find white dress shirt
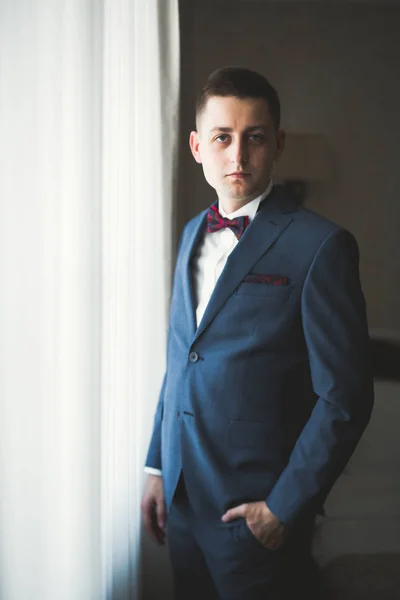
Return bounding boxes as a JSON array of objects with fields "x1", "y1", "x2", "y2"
[
  {"x1": 193, "y1": 180, "x2": 274, "y2": 328},
  {"x1": 145, "y1": 180, "x2": 274, "y2": 476}
]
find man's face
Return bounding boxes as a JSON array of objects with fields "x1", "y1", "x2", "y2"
[{"x1": 190, "y1": 95, "x2": 284, "y2": 210}]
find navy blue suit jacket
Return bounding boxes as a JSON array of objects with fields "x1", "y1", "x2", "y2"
[{"x1": 146, "y1": 185, "x2": 374, "y2": 525}]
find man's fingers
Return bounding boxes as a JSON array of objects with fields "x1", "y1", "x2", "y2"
[
  {"x1": 151, "y1": 509, "x2": 166, "y2": 545},
  {"x1": 221, "y1": 503, "x2": 247, "y2": 522},
  {"x1": 147, "y1": 514, "x2": 165, "y2": 545},
  {"x1": 156, "y1": 499, "x2": 166, "y2": 530},
  {"x1": 142, "y1": 500, "x2": 164, "y2": 545},
  {"x1": 143, "y1": 509, "x2": 159, "y2": 543},
  {"x1": 142, "y1": 503, "x2": 157, "y2": 540},
  {"x1": 141, "y1": 476, "x2": 166, "y2": 545},
  {"x1": 261, "y1": 523, "x2": 286, "y2": 549}
]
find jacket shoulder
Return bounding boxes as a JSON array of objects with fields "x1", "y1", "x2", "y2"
[
  {"x1": 291, "y1": 206, "x2": 358, "y2": 249},
  {"x1": 295, "y1": 206, "x2": 343, "y2": 234}
]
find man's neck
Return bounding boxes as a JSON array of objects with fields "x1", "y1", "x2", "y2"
[{"x1": 219, "y1": 197, "x2": 256, "y2": 216}]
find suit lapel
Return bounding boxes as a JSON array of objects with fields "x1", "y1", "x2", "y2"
[
  {"x1": 180, "y1": 209, "x2": 208, "y2": 340},
  {"x1": 192, "y1": 185, "x2": 297, "y2": 344}
]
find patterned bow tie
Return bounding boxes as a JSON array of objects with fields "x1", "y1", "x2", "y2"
[{"x1": 206, "y1": 203, "x2": 250, "y2": 240}]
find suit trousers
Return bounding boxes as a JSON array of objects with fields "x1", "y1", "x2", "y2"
[{"x1": 167, "y1": 473, "x2": 322, "y2": 600}]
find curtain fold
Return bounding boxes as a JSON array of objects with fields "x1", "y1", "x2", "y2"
[
  {"x1": 101, "y1": 1, "x2": 179, "y2": 597},
  {"x1": 0, "y1": 1, "x2": 179, "y2": 598}
]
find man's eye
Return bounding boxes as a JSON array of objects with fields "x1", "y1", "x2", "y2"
[
  {"x1": 215, "y1": 134, "x2": 229, "y2": 143},
  {"x1": 249, "y1": 134, "x2": 265, "y2": 142}
]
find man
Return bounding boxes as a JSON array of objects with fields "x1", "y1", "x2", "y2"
[{"x1": 141, "y1": 67, "x2": 373, "y2": 600}]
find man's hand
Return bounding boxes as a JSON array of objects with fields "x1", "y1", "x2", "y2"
[
  {"x1": 221, "y1": 501, "x2": 286, "y2": 549},
  {"x1": 141, "y1": 474, "x2": 167, "y2": 545}
]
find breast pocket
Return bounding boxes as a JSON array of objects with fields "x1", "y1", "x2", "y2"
[{"x1": 235, "y1": 283, "x2": 293, "y2": 298}]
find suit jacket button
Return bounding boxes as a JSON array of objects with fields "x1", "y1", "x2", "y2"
[{"x1": 189, "y1": 351, "x2": 199, "y2": 363}]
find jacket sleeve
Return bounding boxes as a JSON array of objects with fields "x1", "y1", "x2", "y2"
[
  {"x1": 144, "y1": 223, "x2": 189, "y2": 472},
  {"x1": 144, "y1": 372, "x2": 167, "y2": 471},
  {"x1": 266, "y1": 229, "x2": 374, "y2": 524}
]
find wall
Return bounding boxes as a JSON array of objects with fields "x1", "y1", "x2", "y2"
[{"x1": 178, "y1": 0, "x2": 400, "y2": 330}]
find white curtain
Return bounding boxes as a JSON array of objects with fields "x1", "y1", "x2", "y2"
[{"x1": 0, "y1": 1, "x2": 180, "y2": 598}]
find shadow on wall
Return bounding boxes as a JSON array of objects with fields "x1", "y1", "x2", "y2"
[{"x1": 371, "y1": 337, "x2": 400, "y2": 381}]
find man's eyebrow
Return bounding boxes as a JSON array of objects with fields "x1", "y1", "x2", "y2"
[{"x1": 209, "y1": 125, "x2": 268, "y2": 133}]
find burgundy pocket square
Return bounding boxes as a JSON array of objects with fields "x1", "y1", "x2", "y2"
[{"x1": 243, "y1": 274, "x2": 289, "y2": 285}]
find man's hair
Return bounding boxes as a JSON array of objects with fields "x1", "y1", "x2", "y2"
[{"x1": 196, "y1": 66, "x2": 281, "y2": 130}]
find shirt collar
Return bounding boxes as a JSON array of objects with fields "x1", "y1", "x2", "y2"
[{"x1": 218, "y1": 180, "x2": 274, "y2": 222}]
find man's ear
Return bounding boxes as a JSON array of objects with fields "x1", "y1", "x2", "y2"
[
  {"x1": 274, "y1": 129, "x2": 285, "y2": 162},
  {"x1": 189, "y1": 131, "x2": 202, "y2": 164}
]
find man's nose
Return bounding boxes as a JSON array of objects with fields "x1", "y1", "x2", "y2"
[{"x1": 231, "y1": 140, "x2": 248, "y2": 166}]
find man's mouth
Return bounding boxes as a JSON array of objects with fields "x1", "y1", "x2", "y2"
[{"x1": 227, "y1": 172, "x2": 249, "y2": 179}]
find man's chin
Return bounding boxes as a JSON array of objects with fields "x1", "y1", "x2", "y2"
[{"x1": 227, "y1": 185, "x2": 257, "y2": 202}]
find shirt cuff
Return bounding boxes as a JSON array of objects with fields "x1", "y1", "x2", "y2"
[{"x1": 144, "y1": 466, "x2": 162, "y2": 476}]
